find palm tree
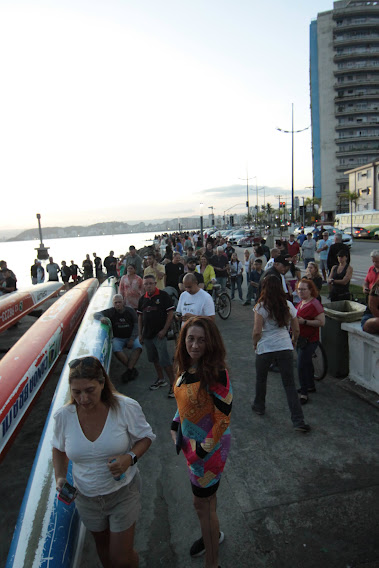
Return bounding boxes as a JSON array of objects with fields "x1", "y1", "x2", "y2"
[{"x1": 265, "y1": 203, "x2": 273, "y2": 224}]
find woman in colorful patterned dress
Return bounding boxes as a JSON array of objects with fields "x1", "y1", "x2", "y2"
[{"x1": 171, "y1": 316, "x2": 232, "y2": 568}]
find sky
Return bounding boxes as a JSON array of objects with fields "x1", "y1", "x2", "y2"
[{"x1": 0, "y1": 0, "x2": 334, "y2": 231}]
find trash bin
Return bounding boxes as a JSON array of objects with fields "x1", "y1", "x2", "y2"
[{"x1": 321, "y1": 300, "x2": 366, "y2": 378}]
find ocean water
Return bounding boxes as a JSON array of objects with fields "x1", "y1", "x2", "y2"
[{"x1": 0, "y1": 232, "x2": 160, "y2": 289}]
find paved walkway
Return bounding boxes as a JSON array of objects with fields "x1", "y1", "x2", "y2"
[{"x1": 1, "y1": 289, "x2": 379, "y2": 568}]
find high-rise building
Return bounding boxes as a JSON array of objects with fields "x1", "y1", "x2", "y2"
[{"x1": 310, "y1": 0, "x2": 379, "y2": 221}]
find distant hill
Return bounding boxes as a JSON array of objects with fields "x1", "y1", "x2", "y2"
[{"x1": 7, "y1": 218, "x2": 204, "y2": 242}]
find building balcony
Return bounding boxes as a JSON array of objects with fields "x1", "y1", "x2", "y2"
[
  {"x1": 333, "y1": 5, "x2": 379, "y2": 19},
  {"x1": 334, "y1": 35, "x2": 379, "y2": 47},
  {"x1": 335, "y1": 134, "x2": 379, "y2": 143},
  {"x1": 334, "y1": 50, "x2": 379, "y2": 62},
  {"x1": 333, "y1": 22, "x2": 379, "y2": 34},
  {"x1": 334, "y1": 62, "x2": 379, "y2": 75},
  {"x1": 336, "y1": 108, "x2": 379, "y2": 116},
  {"x1": 336, "y1": 120, "x2": 379, "y2": 129},
  {"x1": 336, "y1": 147, "x2": 379, "y2": 157},
  {"x1": 335, "y1": 93, "x2": 379, "y2": 102}
]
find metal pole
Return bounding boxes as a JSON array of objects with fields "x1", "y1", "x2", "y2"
[{"x1": 291, "y1": 103, "x2": 294, "y2": 225}]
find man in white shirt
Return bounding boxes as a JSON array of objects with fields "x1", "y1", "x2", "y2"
[
  {"x1": 176, "y1": 273, "x2": 215, "y2": 323},
  {"x1": 316, "y1": 231, "x2": 333, "y2": 282}
]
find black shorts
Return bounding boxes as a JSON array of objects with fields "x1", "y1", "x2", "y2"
[{"x1": 191, "y1": 480, "x2": 219, "y2": 498}]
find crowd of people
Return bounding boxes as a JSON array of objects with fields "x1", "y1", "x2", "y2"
[{"x1": 3, "y1": 227, "x2": 379, "y2": 567}]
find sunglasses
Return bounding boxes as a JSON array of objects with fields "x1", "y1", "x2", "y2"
[{"x1": 68, "y1": 356, "x2": 102, "y2": 369}]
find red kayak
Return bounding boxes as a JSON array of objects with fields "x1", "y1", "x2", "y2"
[
  {"x1": 0, "y1": 278, "x2": 99, "y2": 462},
  {"x1": 0, "y1": 282, "x2": 63, "y2": 334}
]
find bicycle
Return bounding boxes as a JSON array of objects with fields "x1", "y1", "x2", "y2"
[
  {"x1": 212, "y1": 284, "x2": 232, "y2": 320},
  {"x1": 313, "y1": 341, "x2": 328, "y2": 381}
]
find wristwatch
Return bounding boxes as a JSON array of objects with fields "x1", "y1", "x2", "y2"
[
  {"x1": 303, "y1": 320, "x2": 307, "y2": 325},
  {"x1": 127, "y1": 451, "x2": 138, "y2": 465}
]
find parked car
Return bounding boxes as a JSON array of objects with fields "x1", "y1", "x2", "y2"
[
  {"x1": 237, "y1": 232, "x2": 261, "y2": 247},
  {"x1": 228, "y1": 230, "x2": 247, "y2": 245},
  {"x1": 343, "y1": 226, "x2": 371, "y2": 238}
]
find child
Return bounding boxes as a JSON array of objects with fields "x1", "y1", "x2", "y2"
[{"x1": 243, "y1": 259, "x2": 263, "y2": 306}]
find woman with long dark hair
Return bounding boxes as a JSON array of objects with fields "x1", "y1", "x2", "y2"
[
  {"x1": 52, "y1": 356, "x2": 155, "y2": 568},
  {"x1": 252, "y1": 276, "x2": 310, "y2": 432},
  {"x1": 171, "y1": 317, "x2": 232, "y2": 567}
]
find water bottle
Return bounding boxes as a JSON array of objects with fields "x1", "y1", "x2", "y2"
[{"x1": 109, "y1": 458, "x2": 125, "y2": 481}]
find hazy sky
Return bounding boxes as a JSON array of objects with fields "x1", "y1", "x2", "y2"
[{"x1": 0, "y1": 0, "x2": 333, "y2": 230}]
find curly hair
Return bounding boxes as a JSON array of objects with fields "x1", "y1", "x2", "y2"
[
  {"x1": 174, "y1": 316, "x2": 227, "y2": 391},
  {"x1": 255, "y1": 275, "x2": 290, "y2": 328},
  {"x1": 68, "y1": 356, "x2": 119, "y2": 410}
]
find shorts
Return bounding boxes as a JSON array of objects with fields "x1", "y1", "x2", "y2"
[
  {"x1": 319, "y1": 259, "x2": 328, "y2": 271},
  {"x1": 75, "y1": 471, "x2": 141, "y2": 533},
  {"x1": 361, "y1": 313, "x2": 373, "y2": 329},
  {"x1": 112, "y1": 336, "x2": 142, "y2": 353},
  {"x1": 144, "y1": 335, "x2": 171, "y2": 367},
  {"x1": 191, "y1": 480, "x2": 219, "y2": 498}
]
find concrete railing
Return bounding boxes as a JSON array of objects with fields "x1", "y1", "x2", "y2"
[{"x1": 341, "y1": 321, "x2": 379, "y2": 395}]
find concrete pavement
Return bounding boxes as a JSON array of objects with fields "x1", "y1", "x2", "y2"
[{"x1": 1, "y1": 290, "x2": 379, "y2": 568}]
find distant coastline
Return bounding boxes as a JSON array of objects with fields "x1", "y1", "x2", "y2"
[{"x1": 6, "y1": 217, "x2": 209, "y2": 242}]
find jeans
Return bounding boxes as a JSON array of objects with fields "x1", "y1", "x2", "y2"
[
  {"x1": 304, "y1": 257, "x2": 315, "y2": 269},
  {"x1": 297, "y1": 341, "x2": 317, "y2": 395},
  {"x1": 254, "y1": 349, "x2": 305, "y2": 427},
  {"x1": 216, "y1": 276, "x2": 227, "y2": 291},
  {"x1": 245, "y1": 283, "x2": 258, "y2": 303},
  {"x1": 231, "y1": 274, "x2": 243, "y2": 300}
]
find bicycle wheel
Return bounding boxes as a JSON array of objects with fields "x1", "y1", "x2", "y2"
[
  {"x1": 217, "y1": 292, "x2": 231, "y2": 320},
  {"x1": 313, "y1": 342, "x2": 328, "y2": 381}
]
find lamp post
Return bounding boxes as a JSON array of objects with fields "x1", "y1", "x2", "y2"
[
  {"x1": 276, "y1": 104, "x2": 310, "y2": 226},
  {"x1": 200, "y1": 202, "x2": 204, "y2": 244},
  {"x1": 223, "y1": 203, "x2": 245, "y2": 227},
  {"x1": 208, "y1": 206, "x2": 215, "y2": 227},
  {"x1": 239, "y1": 171, "x2": 253, "y2": 223}
]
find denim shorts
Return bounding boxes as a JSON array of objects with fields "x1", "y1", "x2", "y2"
[
  {"x1": 75, "y1": 471, "x2": 141, "y2": 533},
  {"x1": 144, "y1": 335, "x2": 171, "y2": 367},
  {"x1": 361, "y1": 313, "x2": 373, "y2": 329},
  {"x1": 112, "y1": 336, "x2": 142, "y2": 353}
]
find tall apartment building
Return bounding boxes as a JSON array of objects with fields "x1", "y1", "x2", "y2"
[{"x1": 310, "y1": 0, "x2": 379, "y2": 221}]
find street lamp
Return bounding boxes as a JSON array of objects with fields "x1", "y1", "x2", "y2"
[
  {"x1": 239, "y1": 171, "x2": 253, "y2": 222},
  {"x1": 208, "y1": 206, "x2": 215, "y2": 227},
  {"x1": 223, "y1": 203, "x2": 245, "y2": 227},
  {"x1": 276, "y1": 104, "x2": 310, "y2": 225},
  {"x1": 200, "y1": 202, "x2": 204, "y2": 244}
]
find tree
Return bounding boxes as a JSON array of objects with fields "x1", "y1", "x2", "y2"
[{"x1": 340, "y1": 191, "x2": 359, "y2": 213}]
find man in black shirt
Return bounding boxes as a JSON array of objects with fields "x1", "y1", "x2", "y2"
[
  {"x1": 165, "y1": 252, "x2": 185, "y2": 292},
  {"x1": 178, "y1": 258, "x2": 204, "y2": 292},
  {"x1": 93, "y1": 252, "x2": 103, "y2": 281},
  {"x1": 104, "y1": 250, "x2": 118, "y2": 277},
  {"x1": 137, "y1": 274, "x2": 175, "y2": 397},
  {"x1": 94, "y1": 294, "x2": 142, "y2": 382},
  {"x1": 0, "y1": 269, "x2": 17, "y2": 295}
]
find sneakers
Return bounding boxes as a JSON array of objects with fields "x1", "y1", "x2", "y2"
[
  {"x1": 149, "y1": 378, "x2": 168, "y2": 390},
  {"x1": 168, "y1": 386, "x2": 175, "y2": 398},
  {"x1": 190, "y1": 531, "x2": 225, "y2": 557},
  {"x1": 294, "y1": 423, "x2": 311, "y2": 433}
]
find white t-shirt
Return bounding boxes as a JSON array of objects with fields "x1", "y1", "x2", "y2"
[
  {"x1": 254, "y1": 300, "x2": 296, "y2": 355},
  {"x1": 52, "y1": 395, "x2": 156, "y2": 497},
  {"x1": 177, "y1": 288, "x2": 215, "y2": 318}
]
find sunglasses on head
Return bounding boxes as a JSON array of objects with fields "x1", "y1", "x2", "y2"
[{"x1": 68, "y1": 356, "x2": 102, "y2": 370}]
